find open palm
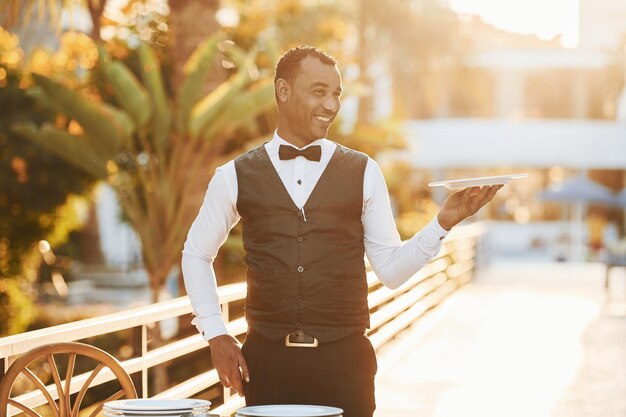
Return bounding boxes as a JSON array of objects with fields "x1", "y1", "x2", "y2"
[{"x1": 437, "y1": 185, "x2": 503, "y2": 231}]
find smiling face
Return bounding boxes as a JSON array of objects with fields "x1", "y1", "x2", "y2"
[{"x1": 276, "y1": 55, "x2": 342, "y2": 147}]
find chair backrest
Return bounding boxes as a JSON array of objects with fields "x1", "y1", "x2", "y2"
[{"x1": 0, "y1": 342, "x2": 137, "y2": 417}]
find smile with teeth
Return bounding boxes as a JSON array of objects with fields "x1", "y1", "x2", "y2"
[{"x1": 315, "y1": 115, "x2": 332, "y2": 123}]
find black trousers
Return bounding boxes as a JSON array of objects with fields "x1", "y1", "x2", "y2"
[{"x1": 242, "y1": 330, "x2": 377, "y2": 417}]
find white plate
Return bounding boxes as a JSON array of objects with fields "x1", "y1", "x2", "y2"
[
  {"x1": 103, "y1": 411, "x2": 203, "y2": 416},
  {"x1": 235, "y1": 404, "x2": 343, "y2": 417},
  {"x1": 428, "y1": 174, "x2": 528, "y2": 190},
  {"x1": 104, "y1": 399, "x2": 211, "y2": 412},
  {"x1": 102, "y1": 409, "x2": 186, "y2": 417}
]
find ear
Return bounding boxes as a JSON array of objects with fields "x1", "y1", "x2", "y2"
[{"x1": 276, "y1": 78, "x2": 290, "y2": 103}]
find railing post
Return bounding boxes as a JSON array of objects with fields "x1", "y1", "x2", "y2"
[
  {"x1": 141, "y1": 324, "x2": 148, "y2": 398},
  {"x1": 130, "y1": 325, "x2": 142, "y2": 397},
  {"x1": 131, "y1": 324, "x2": 149, "y2": 398}
]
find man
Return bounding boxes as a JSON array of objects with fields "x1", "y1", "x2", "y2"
[{"x1": 182, "y1": 46, "x2": 501, "y2": 417}]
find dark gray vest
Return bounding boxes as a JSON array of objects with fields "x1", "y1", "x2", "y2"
[{"x1": 234, "y1": 143, "x2": 370, "y2": 342}]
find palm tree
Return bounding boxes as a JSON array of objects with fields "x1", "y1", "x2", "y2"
[
  {"x1": 4, "y1": 0, "x2": 273, "y2": 298},
  {"x1": 11, "y1": 36, "x2": 275, "y2": 394},
  {"x1": 13, "y1": 36, "x2": 275, "y2": 305}
]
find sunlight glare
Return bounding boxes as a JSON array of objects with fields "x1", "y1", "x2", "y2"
[{"x1": 449, "y1": 0, "x2": 579, "y2": 48}]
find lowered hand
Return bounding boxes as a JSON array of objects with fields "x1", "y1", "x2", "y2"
[{"x1": 208, "y1": 334, "x2": 249, "y2": 396}]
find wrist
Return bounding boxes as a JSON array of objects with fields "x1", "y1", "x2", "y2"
[
  {"x1": 437, "y1": 212, "x2": 455, "y2": 231},
  {"x1": 208, "y1": 333, "x2": 231, "y2": 345}
]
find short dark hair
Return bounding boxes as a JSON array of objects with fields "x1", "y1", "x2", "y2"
[{"x1": 274, "y1": 45, "x2": 338, "y2": 86}]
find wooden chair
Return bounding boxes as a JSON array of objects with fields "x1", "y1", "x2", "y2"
[{"x1": 0, "y1": 342, "x2": 137, "y2": 417}]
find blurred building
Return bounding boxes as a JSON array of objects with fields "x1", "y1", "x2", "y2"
[
  {"x1": 465, "y1": 48, "x2": 612, "y2": 120},
  {"x1": 579, "y1": 0, "x2": 626, "y2": 50},
  {"x1": 395, "y1": 8, "x2": 626, "y2": 260},
  {"x1": 422, "y1": 13, "x2": 623, "y2": 120}
]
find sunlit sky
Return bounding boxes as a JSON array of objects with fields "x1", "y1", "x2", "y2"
[
  {"x1": 101, "y1": 0, "x2": 581, "y2": 48},
  {"x1": 448, "y1": 0, "x2": 580, "y2": 47}
]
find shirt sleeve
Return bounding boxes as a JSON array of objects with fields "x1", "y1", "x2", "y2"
[
  {"x1": 181, "y1": 162, "x2": 240, "y2": 340},
  {"x1": 362, "y1": 158, "x2": 449, "y2": 289}
]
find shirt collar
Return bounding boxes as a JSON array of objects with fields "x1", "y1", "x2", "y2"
[
  {"x1": 269, "y1": 130, "x2": 327, "y2": 150},
  {"x1": 266, "y1": 130, "x2": 337, "y2": 164}
]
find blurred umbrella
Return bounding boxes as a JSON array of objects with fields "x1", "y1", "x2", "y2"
[
  {"x1": 617, "y1": 188, "x2": 626, "y2": 207},
  {"x1": 536, "y1": 173, "x2": 618, "y2": 261},
  {"x1": 537, "y1": 174, "x2": 618, "y2": 205}
]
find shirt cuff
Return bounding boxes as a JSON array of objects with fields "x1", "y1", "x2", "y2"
[
  {"x1": 424, "y1": 216, "x2": 449, "y2": 244},
  {"x1": 191, "y1": 314, "x2": 228, "y2": 341}
]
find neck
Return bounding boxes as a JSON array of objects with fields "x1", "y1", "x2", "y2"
[{"x1": 276, "y1": 128, "x2": 318, "y2": 148}]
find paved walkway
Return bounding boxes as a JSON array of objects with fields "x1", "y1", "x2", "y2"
[{"x1": 374, "y1": 260, "x2": 626, "y2": 417}]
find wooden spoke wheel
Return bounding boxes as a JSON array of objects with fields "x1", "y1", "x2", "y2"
[{"x1": 0, "y1": 342, "x2": 137, "y2": 417}]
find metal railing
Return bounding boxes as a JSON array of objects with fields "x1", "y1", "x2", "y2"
[{"x1": 0, "y1": 223, "x2": 484, "y2": 417}]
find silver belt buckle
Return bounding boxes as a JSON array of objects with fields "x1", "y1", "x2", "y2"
[{"x1": 285, "y1": 329, "x2": 319, "y2": 347}]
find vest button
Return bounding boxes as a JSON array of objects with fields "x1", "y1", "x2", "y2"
[
  {"x1": 297, "y1": 236, "x2": 303, "y2": 242},
  {"x1": 296, "y1": 322, "x2": 302, "y2": 328},
  {"x1": 297, "y1": 211, "x2": 303, "y2": 217},
  {"x1": 297, "y1": 266, "x2": 304, "y2": 273}
]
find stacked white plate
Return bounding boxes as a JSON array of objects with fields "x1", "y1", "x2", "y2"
[
  {"x1": 235, "y1": 404, "x2": 343, "y2": 417},
  {"x1": 103, "y1": 399, "x2": 212, "y2": 417}
]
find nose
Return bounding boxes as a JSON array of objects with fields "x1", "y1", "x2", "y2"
[{"x1": 322, "y1": 95, "x2": 340, "y2": 114}]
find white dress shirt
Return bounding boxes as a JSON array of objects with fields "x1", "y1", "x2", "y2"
[{"x1": 182, "y1": 132, "x2": 448, "y2": 340}]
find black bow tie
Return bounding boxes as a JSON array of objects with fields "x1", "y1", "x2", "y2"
[{"x1": 278, "y1": 144, "x2": 322, "y2": 162}]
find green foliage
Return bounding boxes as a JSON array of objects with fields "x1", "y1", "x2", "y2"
[
  {"x1": 102, "y1": 58, "x2": 153, "y2": 128},
  {"x1": 0, "y1": 63, "x2": 96, "y2": 336},
  {"x1": 13, "y1": 35, "x2": 276, "y2": 301},
  {"x1": 31, "y1": 73, "x2": 134, "y2": 154},
  {"x1": 177, "y1": 35, "x2": 223, "y2": 133},
  {"x1": 135, "y1": 42, "x2": 171, "y2": 155},
  {"x1": 0, "y1": 67, "x2": 95, "y2": 279},
  {"x1": 0, "y1": 278, "x2": 36, "y2": 336}
]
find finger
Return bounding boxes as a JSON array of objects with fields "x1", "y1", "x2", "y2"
[
  {"x1": 477, "y1": 185, "x2": 490, "y2": 198},
  {"x1": 479, "y1": 185, "x2": 501, "y2": 206},
  {"x1": 238, "y1": 352, "x2": 250, "y2": 383},
  {"x1": 478, "y1": 186, "x2": 492, "y2": 203},
  {"x1": 487, "y1": 184, "x2": 503, "y2": 198},
  {"x1": 218, "y1": 371, "x2": 231, "y2": 388},
  {"x1": 466, "y1": 186, "x2": 481, "y2": 197},
  {"x1": 229, "y1": 370, "x2": 244, "y2": 396},
  {"x1": 472, "y1": 185, "x2": 491, "y2": 202},
  {"x1": 467, "y1": 187, "x2": 487, "y2": 212}
]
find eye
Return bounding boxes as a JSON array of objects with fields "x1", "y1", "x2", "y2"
[{"x1": 314, "y1": 89, "x2": 326, "y2": 96}]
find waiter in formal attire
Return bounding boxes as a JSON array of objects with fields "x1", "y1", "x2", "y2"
[{"x1": 182, "y1": 45, "x2": 501, "y2": 417}]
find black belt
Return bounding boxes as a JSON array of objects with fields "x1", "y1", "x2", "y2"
[{"x1": 247, "y1": 327, "x2": 364, "y2": 347}]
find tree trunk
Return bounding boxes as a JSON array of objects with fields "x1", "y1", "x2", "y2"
[
  {"x1": 168, "y1": 0, "x2": 222, "y2": 92},
  {"x1": 144, "y1": 0, "x2": 223, "y2": 393},
  {"x1": 86, "y1": 0, "x2": 106, "y2": 41}
]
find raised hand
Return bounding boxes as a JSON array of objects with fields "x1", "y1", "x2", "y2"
[
  {"x1": 436, "y1": 185, "x2": 503, "y2": 231},
  {"x1": 208, "y1": 334, "x2": 249, "y2": 396}
]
